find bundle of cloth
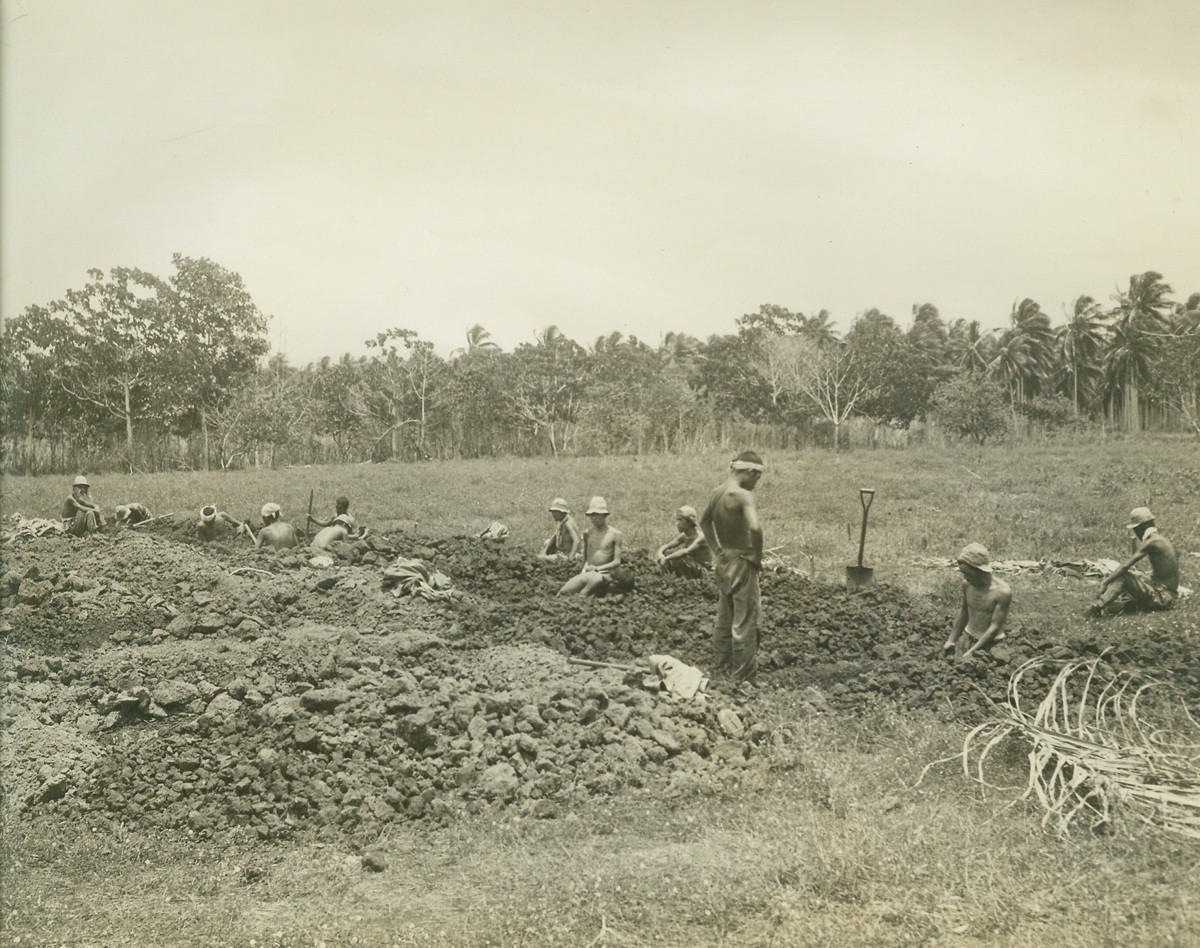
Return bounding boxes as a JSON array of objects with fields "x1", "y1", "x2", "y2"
[
  {"x1": 3, "y1": 514, "x2": 66, "y2": 543},
  {"x1": 381, "y1": 557, "x2": 456, "y2": 601}
]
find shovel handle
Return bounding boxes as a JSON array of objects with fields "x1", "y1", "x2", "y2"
[{"x1": 856, "y1": 489, "x2": 875, "y2": 568}]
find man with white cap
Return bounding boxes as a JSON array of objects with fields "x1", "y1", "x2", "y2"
[
  {"x1": 1092, "y1": 507, "x2": 1179, "y2": 615},
  {"x1": 254, "y1": 502, "x2": 299, "y2": 551},
  {"x1": 655, "y1": 505, "x2": 711, "y2": 578},
  {"x1": 62, "y1": 475, "x2": 107, "y2": 537},
  {"x1": 557, "y1": 496, "x2": 632, "y2": 596},
  {"x1": 700, "y1": 451, "x2": 765, "y2": 684},
  {"x1": 539, "y1": 497, "x2": 581, "y2": 561},
  {"x1": 195, "y1": 505, "x2": 246, "y2": 543},
  {"x1": 943, "y1": 542, "x2": 1012, "y2": 660}
]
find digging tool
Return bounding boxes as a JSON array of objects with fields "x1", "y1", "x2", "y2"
[
  {"x1": 845, "y1": 488, "x2": 876, "y2": 590},
  {"x1": 303, "y1": 489, "x2": 315, "y2": 538},
  {"x1": 568, "y1": 657, "x2": 639, "y2": 673}
]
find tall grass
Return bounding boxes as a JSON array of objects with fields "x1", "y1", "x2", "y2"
[{"x1": 5, "y1": 439, "x2": 1195, "y2": 582}]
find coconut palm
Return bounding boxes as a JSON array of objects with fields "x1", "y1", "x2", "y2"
[
  {"x1": 946, "y1": 318, "x2": 995, "y2": 375},
  {"x1": 798, "y1": 309, "x2": 839, "y2": 348},
  {"x1": 990, "y1": 298, "x2": 1055, "y2": 404},
  {"x1": 1105, "y1": 272, "x2": 1173, "y2": 430},
  {"x1": 1057, "y1": 296, "x2": 1109, "y2": 414}
]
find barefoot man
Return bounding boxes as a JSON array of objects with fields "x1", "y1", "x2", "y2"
[
  {"x1": 557, "y1": 497, "x2": 632, "y2": 596},
  {"x1": 1092, "y1": 507, "x2": 1179, "y2": 615},
  {"x1": 700, "y1": 451, "x2": 764, "y2": 684},
  {"x1": 943, "y1": 543, "x2": 1012, "y2": 660}
]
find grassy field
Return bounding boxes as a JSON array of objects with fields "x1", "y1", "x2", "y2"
[
  {"x1": 3, "y1": 438, "x2": 1199, "y2": 947},
  {"x1": 5, "y1": 438, "x2": 1198, "y2": 582}
]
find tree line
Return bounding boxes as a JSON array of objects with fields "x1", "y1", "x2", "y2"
[{"x1": 2, "y1": 261, "x2": 1197, "y2": 474}]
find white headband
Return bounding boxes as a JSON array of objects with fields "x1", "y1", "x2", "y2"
[{"x1": 731, "y1": 460, "x2": 764, "y2": 473}]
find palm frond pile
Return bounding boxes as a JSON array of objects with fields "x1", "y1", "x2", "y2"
[{"x1": 964, "y1": 653, "x2": 1200, "y2": 839}]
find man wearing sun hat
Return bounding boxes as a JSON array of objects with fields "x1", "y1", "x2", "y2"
[
  {"x1": 539, "y1": 497, "x2": 581, "y2": 561},
  {"x1": 557, "y1": 496, "x2": 633, "y2": 596},
  {"x1": 655, "y1": 505, "x2": 711, "y2": 578},
  {"x1": 943, "y1": 542, "x2": 1012, "y2": 660},
  {"x1": 700, "y1": 451, "x2": 766, "y2": 685},
  {"x1": 114, "y1": 503, "x2": 152, "y2": 527},
  {"x1": 1092, "y1": 507, "x2": 1179, "y2": 615},
  {"x1": 62, "y1": 475, "x2": 107, "y2": 537}
]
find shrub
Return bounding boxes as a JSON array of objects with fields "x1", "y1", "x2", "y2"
[
  {"x1": 1017, "y1": 394, "x2": 1078, "y2": 431},
  {"x1": 932, "y1": 376, "x2": 1011, "y2": 444}
]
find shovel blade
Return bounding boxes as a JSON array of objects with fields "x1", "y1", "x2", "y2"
[{"x1": 845, "y1": 565, "x2": 875, "y2": 590}]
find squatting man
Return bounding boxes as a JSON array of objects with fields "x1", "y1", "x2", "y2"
[{"x1": 942, "y1": 542, "x2": 1012, "y2": 660}]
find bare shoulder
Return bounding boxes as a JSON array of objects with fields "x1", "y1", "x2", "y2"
[{"x1": 992, "y1": 576, "x2": 1013, "y2": 602}]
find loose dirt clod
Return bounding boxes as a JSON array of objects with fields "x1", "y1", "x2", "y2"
[{"x1": 3, "y1": 527, "x2": 1196, "y2": 847}]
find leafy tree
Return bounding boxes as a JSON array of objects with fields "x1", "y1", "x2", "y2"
[
  {"x1": 51, "y1": 267, "x2": 173, "y2": 467},
  {"x1": 932, "y1": 375, "x2": 1011, "y2": 444},
  {"x1": 165, "y1": 254, "x2": 270, "y2": 466},
  {"x1": 844, "y1": 309, "x2": 934, "y2": 427},
  {"x1": 507, "y1": 326, "x2": 587, "y2": 456},
  {"x1": 364, "y1": 328, "x2": 447, "y2": 459}
]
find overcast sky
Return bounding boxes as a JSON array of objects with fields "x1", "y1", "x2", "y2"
[{"x1": 4, "y1": 0, "x2": 1198, "y2": 365}]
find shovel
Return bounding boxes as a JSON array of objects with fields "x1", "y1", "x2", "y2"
[{"x1": 845, "y1": 488, "x2": 876, "y2": 590}]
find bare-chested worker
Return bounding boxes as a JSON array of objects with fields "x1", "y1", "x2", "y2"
[
  {"x1": 1091, "y1": 507, "x2": 1180, "y2": 615},
  {"x1": 942, "y1": 543, "x2": 1012, "y2": 660},
  {"x1": 114, "y1": 503, "x2": 152, "y2": 526},
  {"x1": 254, "y1": 503, "x2": 299, "y2": 551},
  {"x1": 196, "y1": 505, "x2": 246, "y2": 543},
  {"x1": 309, "y1": 495, "x2": 352, "y2": 530},
  {"x1": 655, "y1": 506, "x2": 711, "y2": 578},
  {"x1": 557, "y1": 497, "x2": 633, "y2": 596},
  {"x1": 62, "y1": 475, "x2": 107, "y2": 537},
  {"x1": 539, "y1": 498, "x2": 581, "y2": 561},
  {"x1": 699, "y1": 451, "x2": 765, "y2": 684},
  {"x1": 311, "y1": 513, "x2": 367, "y2": 551}
]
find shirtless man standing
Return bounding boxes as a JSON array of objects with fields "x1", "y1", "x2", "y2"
[
  {"x1": 943, "y1": 543, "x2": 1012, "y2": 660},
  {"x1": 557, "y1": 497, "x2": 631, "y2": 596},
  {"x1": 699, "y1": 451, "x2": 764, "y2": 684},
  {"x1": 1092, "y1": 507, "x2": 1179, "y2": 615}
]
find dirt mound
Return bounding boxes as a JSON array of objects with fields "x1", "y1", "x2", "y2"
[{"x1": 4, "y1": 527, "x2": 1196, "y2": 845}]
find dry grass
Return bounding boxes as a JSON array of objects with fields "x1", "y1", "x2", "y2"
[{"x1": 4, "y1": 439, "x2": 1200, "y2": 945}]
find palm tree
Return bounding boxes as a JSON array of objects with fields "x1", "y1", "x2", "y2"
[
  {"x1": 1057, "y1": 296, "x2": 1108, "y2": 415},
  {"x1": 946, "y1": 319, "x2": 994, "y2": 375},
  {"x1": 990, "y1": 298, "x2": 1054, "y2": 404},
  {"x1": 798, "y1": 309, "x2": 839, "y2": 348},
  {"x1": 451, "y1": 323, "x2": 500, "y2": 359},
  {"x1": 658, "y1": 331, "x2": 701, "y2": 368},
  {"x1": 1105, "y1": 272, "x2": 1173, "y2": 431}
]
